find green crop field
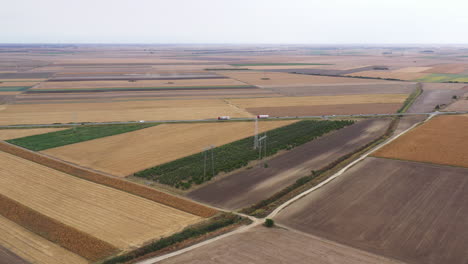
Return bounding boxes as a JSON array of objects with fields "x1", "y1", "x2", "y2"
[
  {"x1": 230, "y1": 63, "x2": 332, "y2": 66},
  {"x1": 7, "y1": 123, "x2": 158, "y2": 151},
  {"x1": 134, "y1": 120, "x2": 354, "y2": 189},
  {"x1": 417, "y1": 73, "x2": 468, "y2": 83},
  {"x1": 0, "y1": 86, "x2": 32, "y2": 91}
]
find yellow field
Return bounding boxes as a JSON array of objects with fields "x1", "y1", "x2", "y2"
[
  {"x1": 0, "y1": 99, "x2": 253, "y2": 125},
  {"x1": 227, "y1": 94, "x2": 408, "y2": 108},
  {"x1": 44, "y1": 120, "x2": 296, "y2": 177},
  {"x1": 0, "y1": 151, "x2": 201, "y2": 249},
  {"x1": 0, "y1": 91, "x2": 22, "y2": 95},
  {"x1": 346, "y1": 70, "x2": 428, "y2": 81},
  {"x1": 0, "y1": 216, "x2": 87, "y2": 264},
  {"x1": 34, "y1": 78, "x2": 247, "y2": 90},
  {"x1": 0, "y1": 128, "x2": 67, "y2": 140},
  {"x1": 219, "y1": 71, "x2": 391, "y2": 87}
]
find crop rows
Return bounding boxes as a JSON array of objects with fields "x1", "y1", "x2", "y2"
[
  {"x1": 0, "y1": 193, "x2": 118, "y2": 261},
  {"x1": 0, "y1": 141, "x2": 217, "y2": 218},
  {"x1": 135, "y1": 120, "x2": 354, "y2": 189}
]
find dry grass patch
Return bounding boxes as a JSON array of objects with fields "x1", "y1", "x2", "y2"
[
  {"x1": 0, "y1": 99, "x2": 253, "y2": 125},
  {"x1": 373, "y1": 115, "x2": 468, "y2": 168},
  {"x1": 44, "y1": 121, "x2": 295, "y2": 177},
  {"x1": 0, "y1": 128, "x2": 67, "y2": 140},
  {"x1": 0, "y1": 216, "x2": 87, "y2": 264},
  {"x1": 0, "y1": 151, "x2": 202, "y2": 249}
]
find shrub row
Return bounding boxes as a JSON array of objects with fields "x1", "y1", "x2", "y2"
[
  {"x1": 0, "y1": 141, "x2": 217, "y2": 218},
  {"x1": 0, "y1": 193, "x2": 119, "y2": 261},
  {"x1": 101, "y1": 213, "x2": 243, "y2": 264},
  {"x1": 397, "y1": 83, "x2": 423, "y2": 113},
  {"x1": 134, "y1": 120, "x2": 354, "y2": 189}
]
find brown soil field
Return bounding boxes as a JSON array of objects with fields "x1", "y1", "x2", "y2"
[
  {"x1": 188, "y1": 119, "x2": 391, "y2": 210},
  {"x1": 0, "y1": 141, "x2": 217, "y2": 218},
  {"x1": 423, "y1": 63, "x2": 468, "y2": 74},
  {"x1": 0, "y1": 99, "x2": 253, "y2": 125},
  {"x1": 246, "y1": 103, "x2": 401, "y2": 117},
  {"x1": 44, "y1": 121, "x2": 295, "y2": 177},
  {"x1": 160, "y1": 226, "x2": 402, "y2": 264},
  {"x1": 219, "y1": 71, "x2": 392, "y2": 87},
  {"x1": 0, "y1": 216, "x2": 87, "y2": 264},
  {"x1": 373, "y1": 115, "x2": 468, "y2": 168},
  {"x1": 0, "y1": 150, "x2": 202, "y2": 249},
  {"x1": 228, "y1": 94, "x2": 407, "y2": 109},
  {"x1": 445, "y1": 99, "x2": 468, "y2": 111},
  {"x1": 276, "y1": 157, "x2": 468, "y2": 264},
  {"x1": 33, "y1": 78, "x2": 248, "y2": 90},
  {"x1": 0, "y1": 193, "x2": 118, "y2": 261},
  {"x1": 0, "y1": 128, "x2": 67, "y2": 140},
  {"x1": 346, "y1": 70, "x2": 428, "y2": 81},
  {"x1": 0, "y1": 245, "x2": 30, "y2": 264},
  {"x1": 266, "y1": 83, "x2": 415, "y2": 97}
]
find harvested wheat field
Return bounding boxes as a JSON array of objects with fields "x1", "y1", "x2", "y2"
[
  {"x1": 160, "y1": 226, "x2": 402, "y2": 264},
  {"x1": 373, "y1": 115, "x2": 468, "y2": 168},
  {"x1": 0, "y1": 151, "x2": 201, "y2": 249},
  {"x1": 346, "y1": 70, "x2": 428, "y2": 81},
  {"x1": 0, "y1": 99, "x2": 253, "y2": 125},
  {"x1": 219, "y1": 71, "x2": 391, "y2": 87},
  {"x1": 228, "y1": 94, "x2": 407, "y2": 109},
  {"x1": 0, "y1": 128, "x2": 67, "y2": 140},
  {"x1": 44, "y1": 121, "x2": 295, "y2": 177},
  {"x1": 276, "y1": 157, "x2": 468, "y2": 264},
  {"x1": 33, "y1": 78, "x2": 248, "y2": 90},
  {"x1": 0, "y1": 216, "x2": 87, "y2": 264},
  {"x1": 246, "y1": 103, "x2": 401, "y2": 117}
]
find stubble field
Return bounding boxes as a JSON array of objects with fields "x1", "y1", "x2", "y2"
[{"x1": 44, "y1": 121, "x2": 296, "y2": 177}]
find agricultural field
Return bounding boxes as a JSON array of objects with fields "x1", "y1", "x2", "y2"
[
  {"x1": 423, "y1": 63, "x2": 468, "y2": 74},
  {"x1": 0, "y1": 127, "x2": 67, "y2": 140},
  {"x1": 0, "y1": 216, "x2": 87, "y2": 264},
  {"x1": 276, "y1": 157, "x2": 468, "y2": 264},
  {"x1": 373, "y1": 115, "x2": 468, "y2": 168},
  {"x1": 159, "y1": 226, "x2": 402, "y2": 264},
  {"x1": 189, "y1": 119, "x2": 391, "y2": 210},
  {"x1": 0, "y1": 150, "x2": 202, "y2": 250},
  {"x1": 135, "y1": 120, "x2": 353, "y2": 189},
  {"x1": 218, "y1": 71, "x2": 393, "y2": 87},
  {"x1": 0, "y1": 98, "x2": 253, "y2": 125},
  {"x1": 417, "y1": 73, "x2": 468, "y2": 83},
  {"x1": 43, "y1": 121, "x2": 295, "y2": 177},
  {"x1": 8, "y1": 123, "x2": 157, "y2": 151},
  {"x1": 346, "y1": 70, "x2": 428, "y2": 81}
]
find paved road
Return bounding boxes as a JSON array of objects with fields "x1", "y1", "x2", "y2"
[{"x1": 0, "y1": 111, "x2": 466, "y2": 129}]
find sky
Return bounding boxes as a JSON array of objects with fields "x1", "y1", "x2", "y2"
[{"x1": 1, "y1": 0, "x2": 468, "y2": 44}]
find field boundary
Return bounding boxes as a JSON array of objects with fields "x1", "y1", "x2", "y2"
[
  {"x1": 26, "y1": 85, "x2": 256, "y2": 93},
  {"x1": 0, "y1": 141, "x2": 218, "y2": 218},
  {"x1": 397, "y1": 83, "x2": 423, "y2": 113},
  {"x1": 0, "y1": 193, "x2": 118, "y2": 261}
]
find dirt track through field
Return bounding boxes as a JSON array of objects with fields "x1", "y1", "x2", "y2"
[
  {"x1": 276, "y1": 157, "x2": 468, "y2": 264},
  {"x1": 44, "y1": 121, "x2": 295, "y2": 177},
  {"x1": 159, "y1": 226, "x2": 402, "y2": 264},
  {"x1": 0, "y1": 150, "x2": 201, "y2": 249},
  {"x1": 188, "y1": 119, "x2": 391, "y2": 210},
  {"x1": 0, "y1": 216, "x2": 87, "y2": 264}
]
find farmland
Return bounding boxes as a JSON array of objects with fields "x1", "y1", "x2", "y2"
[
  {"x1": 0, "y1": 150, "x2": 202, "y2": 250},
  {"x1": 159, "y1": 226, "x2": 402, "y2": 264},
  {"x1": 188, "y1": 119, "x2": 391, "y2": 210},
  {"x1": 0, "y1": 98, "x2": 253, "y2": 125},
  {"x1": 276, "y1": 157, "x2": 468, "y2": 264},
  {"x1": 373, "y1": 115, "x2": 468, "y2": 168},
  {"x1": 135, "y1": 120, "x2": 353, "y2": 189},
  {"x1": 346, "y1": 70, "x2": 428, "y2": 81},
  {"x1": 43, "y1": 121, "x2": 295, "y2": 177},
  {"x1": 8, "y1": 123, "x2": 158, "y2": 151},
  {"x1": 417, "y1": 73, "x2": 468, "y2": 83},
  {"x1": 0, "y1": 127, "x2": 67, "y2": 140}
]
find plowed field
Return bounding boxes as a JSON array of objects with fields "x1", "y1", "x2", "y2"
[
  {"x1": 373, "y1": 115, "x2": 468, "y2": 168},
  {"x1": 0, "y1": 128, "x2": 67, "y2": 140},
  {"x1": 44, "y1": 121, "x2": 295, "y2": 177},
  {"x1": 0, "y1": 99, "x2": 253, "y2": 125},
  {"x1": 0, "y1": 151, "x2": 201, "y2": 249},
  {"x1": 0, "y1": 216, "x2": 87, "y2": 264}
]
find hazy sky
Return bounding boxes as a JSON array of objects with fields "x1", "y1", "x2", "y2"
[{"x1": 2, "y1": 0, "x2": 468, "y2": 44}]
